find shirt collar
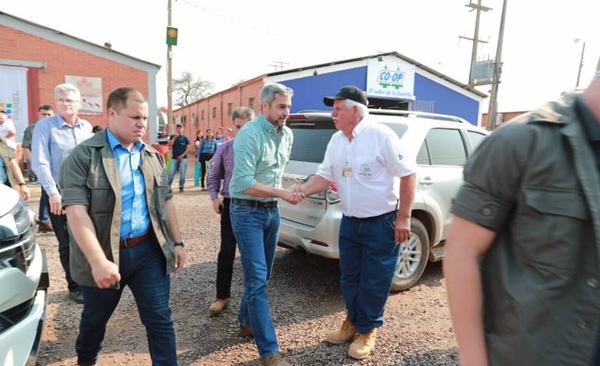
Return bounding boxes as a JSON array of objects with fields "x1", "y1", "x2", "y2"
[
  {"x1": 576, "y1": 95, "x2": 600, "y2": 142},
  {"x1": 106, "y1": 127, "x2": 145, "y2": 152}
]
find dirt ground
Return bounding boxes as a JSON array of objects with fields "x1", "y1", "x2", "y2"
[{"x1": 28, "y1": 180, "x2": 459, "y2": 366}]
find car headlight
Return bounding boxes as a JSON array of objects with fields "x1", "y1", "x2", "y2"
[{"x1": 0, "y1": 200, "x2": 34, "y2": 240}]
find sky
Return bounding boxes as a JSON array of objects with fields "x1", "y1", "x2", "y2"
[{"x1": 3, "y1": 0, "x2": 599, "y2": 112}]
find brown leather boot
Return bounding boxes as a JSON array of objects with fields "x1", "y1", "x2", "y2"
[
  {"x1": 261, "y1": 352, "x2": 290, "y2": 366},
  {"x1": 325, "y1": 319, "x2": 357, "y2": 344},
  {"x1": 348, "y1": 328, "x2": 377, "y2": 360}
]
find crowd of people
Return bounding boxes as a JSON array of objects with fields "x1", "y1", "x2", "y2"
[{"x1": 5, "y1": 56, "x2": 600, "y2": 365}]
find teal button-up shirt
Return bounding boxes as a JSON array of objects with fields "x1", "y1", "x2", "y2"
[{"x1": 229, "y1": 114, "x2": 293, "y2": 201}]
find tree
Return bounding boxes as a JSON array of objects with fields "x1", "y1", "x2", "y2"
[{"x1": 173, "y1": 71, "x2": 213, "y2": 107}]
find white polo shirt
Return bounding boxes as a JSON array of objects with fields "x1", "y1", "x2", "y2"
[
  {"x1": 316, "y1": 117, "x2": 416, "y2": 218},
  {"x1": 0, "y1": 119, "x2": 16, "y2": 139}
]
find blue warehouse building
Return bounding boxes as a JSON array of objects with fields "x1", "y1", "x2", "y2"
[{"x1": 265, "y1": 51, "x2": 487, "y2": 126}]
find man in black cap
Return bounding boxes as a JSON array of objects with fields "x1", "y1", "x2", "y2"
[{"x1": 293, "y1": 85, "x2": 417, "y2": 359}]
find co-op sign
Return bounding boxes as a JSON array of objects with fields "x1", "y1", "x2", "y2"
[{"x1": 367, "y1": 58, "x2": 416, "y2": 100}]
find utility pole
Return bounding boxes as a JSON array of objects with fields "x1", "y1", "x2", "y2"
[
  {"x1": 167, "y1": 0, "x2": 174, "y2": 135},
  {"x1": 488, "y1": 0, "x2": 507, "y2": 131},
  {"x1": 460, "y1": 0, "x2": 491, "y2": 86},
  {"x1": 575, "y1": 40, "x2": 586, "y2": 88}
]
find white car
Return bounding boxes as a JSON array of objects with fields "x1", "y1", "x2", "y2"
[
  {"x1": 0, "y1": 184, "x2": 48, "y2": 366},
  {"x1": 278, "y1": 109, "x2": 488, "y2": 291}
]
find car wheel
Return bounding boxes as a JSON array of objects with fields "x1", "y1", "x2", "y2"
[{"x1": 390, "y1": 217, "x2": 430, "y2": 292}]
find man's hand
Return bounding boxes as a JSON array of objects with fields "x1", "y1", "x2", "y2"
[
  {"x1": 16, "y1": 185, "x2": 30, "y2": 200},
  {"x1": 283, "y1": 184, "x2": 305, "y2": 204},
  {"x1": 173, "y1": 246, "x2": 185, "y2": 273},
  {"x1": 49, "y1": 193, "x2": 65, "y2": 215},
  {"x1": 212, "y1": 198, "x2": 223, "y2": 215},
  {"x1": 395, "y1": 216, "x2": 411, "y2": 243},
  {"x1": 90, "y1": 258, "x2": 121, "y2": 289}
]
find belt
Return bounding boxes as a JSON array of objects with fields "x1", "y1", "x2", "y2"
[
  {"x1": 119, "y1": 231, "x2": 154, "y2": 247},
  {"x1": 232, "y1": 198, "x2": 278, "y2": 208}
]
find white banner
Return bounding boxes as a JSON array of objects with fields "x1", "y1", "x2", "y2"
[
  {"x1": 0, "y1": 66, "x2": 29, "y2": 142},
  {"x1": 366, "y1": 58, "x2": 416, "y2": 101}
]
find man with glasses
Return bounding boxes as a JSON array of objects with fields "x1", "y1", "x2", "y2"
[
  {"x1": 32, "y1": 83, "x2": 93, "y2": 303},
  {"x1": 22, "y1": 104, "x2": 54, "y2": 232},
  {"x1": 168, "y1": 123, "x2": 190, "y2": 193}
]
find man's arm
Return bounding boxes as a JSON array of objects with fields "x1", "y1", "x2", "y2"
[
  {"x1": 65, "y1": 204, "x2": 121, "y2": 288},
  {"x1": 395, "y1": 173, "x2": 416, "y2": 243},
  {"x1": 443, "y1": 215, "x2": 496, "y2": 366},
  {"x1": 165, "y1": 198, "x2": 185, "y2": 272},
  {"x1": 207, "y1": 145, "x2": 225, "y2": 214},
  {"x1": 8, "y1": 159, "x2": 29, "y2": 200}
]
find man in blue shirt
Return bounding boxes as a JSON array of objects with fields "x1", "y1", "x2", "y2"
[
  {"x1": 168, "y1": 124, "x2": 191, "y2": 192},
  {"x1": 229, "y1": 83, "x2": 301, "y2": 366},
  {"x1": 32, "y1": 83, "x2": 93, "y2": 303},
  {"x1": 59, "y1": 87, "x2": 185, "y2": 366}
]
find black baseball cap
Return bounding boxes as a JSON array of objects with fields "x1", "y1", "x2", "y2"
[{"x1": 323, "y1": 86, "x2": 368, "y2": 107}]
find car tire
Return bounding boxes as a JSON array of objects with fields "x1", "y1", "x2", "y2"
[{"x1": 390, "y1": 217, "x2": 430, "y2": 292}]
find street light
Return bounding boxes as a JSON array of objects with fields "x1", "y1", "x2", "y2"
[{"x1": 574, "y1": 38, "x2": 586, "y2": 89}]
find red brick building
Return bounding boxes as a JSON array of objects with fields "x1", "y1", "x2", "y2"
[
  {"x1": 173, "y1": 76, "x2": 263, "y2": 139},
  {"x1": 0, "y1": 11, "x2": 160, "y2": 143}
]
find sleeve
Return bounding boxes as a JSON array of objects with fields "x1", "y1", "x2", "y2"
[
  {"x1": 31, "y1": 120, "x2": 58, "y2": 196},
  {"x1": 451, "y1": 126, "x2": 527, "y2": 232},
  {"x1": 59, "y1": 146, "x2": 91, "y2": 207},
  {"x1": 316, "y1": 138, "x2": 336, "y2": 181},
  {"x1": 21, "y1": 125, "x2": 34, "y2": 148},
  {"x1": 230, "y1": 128, "x2": 260, "y2": 193},
  {"x1": 382, "y1": 128, "x2": 417, "y2": 177},
  {"x1": 207, "y1": 144, "x2": 225, "y2": 199}
]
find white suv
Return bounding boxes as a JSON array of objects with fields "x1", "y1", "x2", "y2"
[
  {"x1": 0, "y1": 184, "x2": 48, "y2": 366},
  {"x1": 278, "y1": 109, "x2": 488, "y2": 291}
]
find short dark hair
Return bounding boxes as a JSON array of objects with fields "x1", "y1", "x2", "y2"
[
  {"x1": 39, "y1": 104, "x2": 53, "y2": 112},
  {"x1": 231, "y1": 106, "x2": 255, "y2": 121},
  {"x1": 107, "y1": 87, "x2": 146, "y2": 112}
]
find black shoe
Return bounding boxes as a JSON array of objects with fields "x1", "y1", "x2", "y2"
[
  {"x1": 179, "y1": 187, "x2": 184, "y2": 193},
  {"x1": 70, "y1": 290, "x2": 84, "y2": 304}
]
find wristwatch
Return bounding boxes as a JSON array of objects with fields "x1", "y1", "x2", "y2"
[{"x1": 174, "y1": 241, "x2": 185, "y2": 248}]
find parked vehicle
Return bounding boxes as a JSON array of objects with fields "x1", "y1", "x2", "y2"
[
  {"x1": 278, "y1": 109, "x2": 488, "y2": 291},
  {"x1": 0, "y1": 184, "x2": 49, "y2": 366}
]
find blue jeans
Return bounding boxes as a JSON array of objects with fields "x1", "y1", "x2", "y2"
[
  {"x1": 339, "y1": 211, "x2": 400, "y2": 333},
  {"x1": 168, "y1": 157, "x2": 187, "y2": 189},
  {"x1": 230, "y1": 203, "x2": 280, "y2": 358},
  {"x1": 76, "y1": 238, "x2": 177, "y2": 366}
]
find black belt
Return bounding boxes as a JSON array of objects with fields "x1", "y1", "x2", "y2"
[
  {"x1": 119, "y1": 231, "x2": 154, "y2": 247},
  {"x1": 232, "y1": 198, "x2": 278, "y2": 208}
]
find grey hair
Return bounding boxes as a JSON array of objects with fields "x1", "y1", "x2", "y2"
[
  {"x1": 232, "y1": 106, "x2": 255, "y2": 120},
  {"x1": 260, "y1": 83, "x2": 294, "y2": 105},
  {"x1": 54, "y1": 83, "x2": 81, "y2": 101},
  {"x1": 344, "y1": 99, "x2": 369, "y2": 118}
]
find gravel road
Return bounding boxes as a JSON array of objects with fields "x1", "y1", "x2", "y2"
[{"x1": 28, "y1": 182, "x2": 460, "y2": 366}]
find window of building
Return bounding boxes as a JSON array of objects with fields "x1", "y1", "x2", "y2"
[
  {"x1": 227, "y1": 103, "x2": 233, "y2": 116},
  {"x1": 249, "y1": 98, "x2": 255, "y2": 111},
  {"x1": 201, "y1": 110, "x2": 205, "y2": 120},
  {"x1": 212, "y1": 107, "x2": 216, "y2": 118}
]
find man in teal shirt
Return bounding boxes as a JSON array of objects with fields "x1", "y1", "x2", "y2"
[{"x1": 229, "y1": 83, "x2": 300, "y2": 366}]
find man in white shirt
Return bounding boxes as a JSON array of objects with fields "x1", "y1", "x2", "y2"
[
  {"x1": 294, "y1": 86, "x2": 417, "y2": 360},
  {"x1": 0, "y1": 110, "x2": 16, "y2": 139}
]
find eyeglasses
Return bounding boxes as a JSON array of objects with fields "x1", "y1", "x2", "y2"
[{"x1": 57, "y1": 99, "x2": 79, "y2": 104}]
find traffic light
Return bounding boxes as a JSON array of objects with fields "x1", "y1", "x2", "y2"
[{"x1": 166, "y1": 27, "x2": 178, "y2": 46}]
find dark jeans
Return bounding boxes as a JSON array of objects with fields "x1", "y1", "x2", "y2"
[
  {"x1": 38, "y1": 188, "x2": 50, "y2": 223},
  {"x1": 216, "y1": 198, "x2": 237, "y2": 299},
  {"x1": 45, "y1": 193, "x2": 79, "y2": 292},
  {"x1": 339, "y1": 211, "x2": 400, "y2": 333},
  {"x1": 198, "y1": 153, "x2": 214, "y2": 187},
  {"x1": 76, "y1": 238, "x2": 177, "y2": 366}
]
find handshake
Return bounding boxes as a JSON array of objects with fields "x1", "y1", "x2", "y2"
[{"x1": 282, "y1": 183, "x2": 306, "y2": 205}]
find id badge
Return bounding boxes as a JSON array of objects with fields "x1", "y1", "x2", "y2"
[{"x1": 342, "y1": 166, "x2": 352, "y2": 177}]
